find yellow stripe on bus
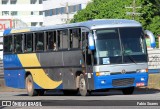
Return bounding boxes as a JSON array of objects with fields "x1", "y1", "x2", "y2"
[
  {"x1": 11, "y1": 29, "x2": 30, "y2": 33},
  {"x1": 18, "y1": 54, "x2": 62, "y2": 89}
]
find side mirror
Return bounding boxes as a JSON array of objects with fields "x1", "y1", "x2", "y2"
[
  {"x1": 88, "y1": 33, "x2": 95, "y2": 50},
  {"x1": 144, "y1": 30, "x2": 156, "y2": 48}
]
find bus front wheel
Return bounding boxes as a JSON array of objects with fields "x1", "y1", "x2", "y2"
[
  {"x1": 79, "y1": 74, "x2": 87, "y2": 96},
  {"x1": 26, "y1": 75, "x2": 38, "y2": 96},
  {"x1": 122, "y1": 87, "x2": 134, "y2": 95}
]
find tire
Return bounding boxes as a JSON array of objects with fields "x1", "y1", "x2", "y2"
[
  {"x1": 79, "y1": 74, "x2": 88, "y2": 96},
  {"x1": 122, "y1": 87, "x2": 134, "y2": 95},
  {"x1": 63, "y1": 90, "x2": 78, "y2": 96},
  {"x1": 26, "y1": 75, "x2": 38, "y2": 96}
]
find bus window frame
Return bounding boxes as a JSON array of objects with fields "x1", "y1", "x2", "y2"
[
  {"x1": 46, "y1": 30, "x2": 57, "y2": 51},
  {"x1": 68, "y1": 28, "x2": 82, "y2": 50},
  {"x1": 3, "y1": 35, "x2": 14, "y2": 54},
  {"x1": 35, "y1": 31, "x2": 45, "y2": 52},
  {"x1": 24, "y1": 32, "x2": 34, "y2": 53},
  {"x1": 57, "y1": 29, "x2": 68, "y2": 50},
  {"x1": 14, "y1": 33, "x2": 23, "y2": 54}
]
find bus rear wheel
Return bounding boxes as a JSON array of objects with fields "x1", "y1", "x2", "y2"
[
  {"x1": 26, "y1": 75, "x2": 38, "y2": 96},
  {"x1": 79, "y1": 74, "x2": 87, "y2": 96},
  {"x1": 122, "y1": 87, "x2": 134, "y2": 95}
]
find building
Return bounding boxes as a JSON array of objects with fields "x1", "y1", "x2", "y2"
[
  {"x1": 0, "y1": 0, "x2": 91, "y2": 59},
  {"x1": 0, "y1": 0, "x2": 44, "y2": 59},
  {"x1": 43, "y1": 0, "x2": 91, "y2": 26},
  {"x1": 0, "y1": 0, "x2": 44, "y2": 27}
]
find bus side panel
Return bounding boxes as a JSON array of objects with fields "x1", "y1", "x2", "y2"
[
  {"x1": 4, "y1": 69, "x2": 25, "y2": 88},
  {"x1": 62, "y1": 50, "x2": 83, "y2": 89},
  {"x1": 3, "y1": 54, "x2": 43, "y2": 89},
  {"x1": 3, "y1": 54, "x2": 22, "y2": 68},
  {"x1": 3, "y1": 54, "x2": 25, "y2": 88},
  {"x1": 18, "y1": 53, "x2": 63, "y2": 90},
  {"x1": 38, "y1": 50, "x2": 83, "y2": 90}
]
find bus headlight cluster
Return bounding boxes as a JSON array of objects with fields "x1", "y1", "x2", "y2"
[
  {"x1": 136, "y1": 69, "x2": 148, "y2": 73},
  {"x1": 96, "y1": 72, "x2": 110, "y2": 76}
]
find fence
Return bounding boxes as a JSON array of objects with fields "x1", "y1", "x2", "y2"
[{"x1": 148, "y1": 48, "x2": 160, "y2": 73}]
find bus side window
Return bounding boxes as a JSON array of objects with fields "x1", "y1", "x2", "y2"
[
  {"x1": 69, "y1": 28, "x2": 81, "y2": 49},
  {"x1": 47, "y1": 31, "x2": 56, "y2": 51},
  {"x1": 24, "y1": 33, "x2": 33, "y2": 52},
  {"x1": 58, "y1": 30, "x2": 68, "y2": 49},
  {"x1": 4, "y1": 35, "x2": 13, "y2": 53},
  {"x1": 14, "y1": 34, "x2": 23, "y2": 53},
  {"x1": 35, "y1": 32, "x2": 44, "y2": 51}
]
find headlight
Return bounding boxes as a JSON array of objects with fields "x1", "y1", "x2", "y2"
[
  {"x1": 136, "y1": 69, "x2": 148, "y2": 73},
  {"x1": 96, "y1": 72, "x2": 110, "y2": 76}
]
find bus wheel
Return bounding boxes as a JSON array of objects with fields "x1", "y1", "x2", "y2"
[
  {"x1": 79, "y1": 74, "x2": 87, "y2": 96},
  {"x1": 26, "y1": 75, "x2": 38, "y2": 96},
  {"x1": 63, "y1": 90, "x2": 78, "y2": 96},
  {"x1": 122, "y1": 87, "x2": 134, "y2": 95}
]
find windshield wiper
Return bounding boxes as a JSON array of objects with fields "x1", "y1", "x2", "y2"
[
  {"x1": 121, "y1": 43, "x2": 137, "y2": 64},
  {"x1": 124, "y1": 51, "x2": 137, "y2": 64}
]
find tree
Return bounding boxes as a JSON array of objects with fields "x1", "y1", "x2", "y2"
[
  {"x1": 71, "y1": 0, "x2": 131, "y2": 22},
  {"x1": 71, "y1": 0, "x2": 160, "y2": 36},
  {"x1": 139, "y1": 0, "x2": 160, "y2": 36}
]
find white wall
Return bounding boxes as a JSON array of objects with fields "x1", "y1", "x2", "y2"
[
  {"x1": 0, "y1": 4, "x2": 43, "y2": 11},
  {"x1": 0, "y1": 0, "x2": 44, "y2": 26}
]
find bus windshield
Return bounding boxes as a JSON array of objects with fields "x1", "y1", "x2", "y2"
[{"x1": 94, "y1": 27, "x2": 147, "y2": 65}]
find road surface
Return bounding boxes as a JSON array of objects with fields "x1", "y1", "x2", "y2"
[{"x1": 0, "y1": 88, "x2": 160, "y2": 109}]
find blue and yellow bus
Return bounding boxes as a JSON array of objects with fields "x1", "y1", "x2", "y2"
[{"x1": 3, "y1": 19, "x2": 154, "y2": 96}]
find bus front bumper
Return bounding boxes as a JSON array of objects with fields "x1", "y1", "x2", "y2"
[{"x1": 93, "y1": 73, "x2": 148, "y2": 90}]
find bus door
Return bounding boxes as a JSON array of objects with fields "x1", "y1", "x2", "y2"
[{"x1": 82, "y1": 28, "x2": 94, "y2": 90}]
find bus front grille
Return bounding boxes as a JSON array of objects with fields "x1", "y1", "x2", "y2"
[{"x1": 112, "y1": 78, "x2": 134, "y2": 87}]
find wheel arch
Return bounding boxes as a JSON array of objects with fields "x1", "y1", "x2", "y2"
[{"x1": 25, "y1": 71, "x2": 32, "y2": 79}]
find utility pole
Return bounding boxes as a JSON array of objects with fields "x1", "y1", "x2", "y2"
[
  {"x1": 61, "y1": 2, "x2": 70, "y2": 24},
  {"x1": 125, "y1": 0, "x2": 141, "y2": 19},
  {"x1": 66, "y1": 2, "x2": 70, "y2": 24}
]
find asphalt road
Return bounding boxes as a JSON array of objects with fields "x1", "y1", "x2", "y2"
[{"x1": 0, "y1": 88, "x2": 160, "y2": 109}]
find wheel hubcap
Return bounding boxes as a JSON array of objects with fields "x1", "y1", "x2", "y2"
[
  {"x1": 27, "y1": 79, "x2": 32, "y2": 92},
  {"x1": 80, "y1": 78, "x2": 85, "y2": 91}
]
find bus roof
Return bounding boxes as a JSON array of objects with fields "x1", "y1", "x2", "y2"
[{"x1": 5, "y1": 19, "x2": 142, "y2": 34}]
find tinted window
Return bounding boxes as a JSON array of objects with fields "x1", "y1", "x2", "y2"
[
  {"x1": 95, "y1": 29, "x2": 122, "y2": 65},
  {"x1": 35, "y1": 32, "x2": 44, "y2": 51},
  {"x1": 120, "y1": 27, "x2": 147, "y2": 63},
  {"x1": 58, "y1": 30, "x2": 68, "y2": 49},
  {"x1": 47, "y1": 31, "x2": 56, "y2": 51},
  {"x1": 24, "y1": 33, "x2": 33, "y2": 52},
  {"x1": 69, "y1": 28, "x2": 81, "y2": 49},
  {"x1": 4, "y1": 35, "x2": 13, "y2": 53},
  {"x1": 14, "y1": 34, "x2": 23, "y2": 53}
]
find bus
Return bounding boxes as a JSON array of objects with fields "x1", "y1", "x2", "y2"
[{"x1": 3, "y1": 19, "x2": 155, "y2": 96}]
